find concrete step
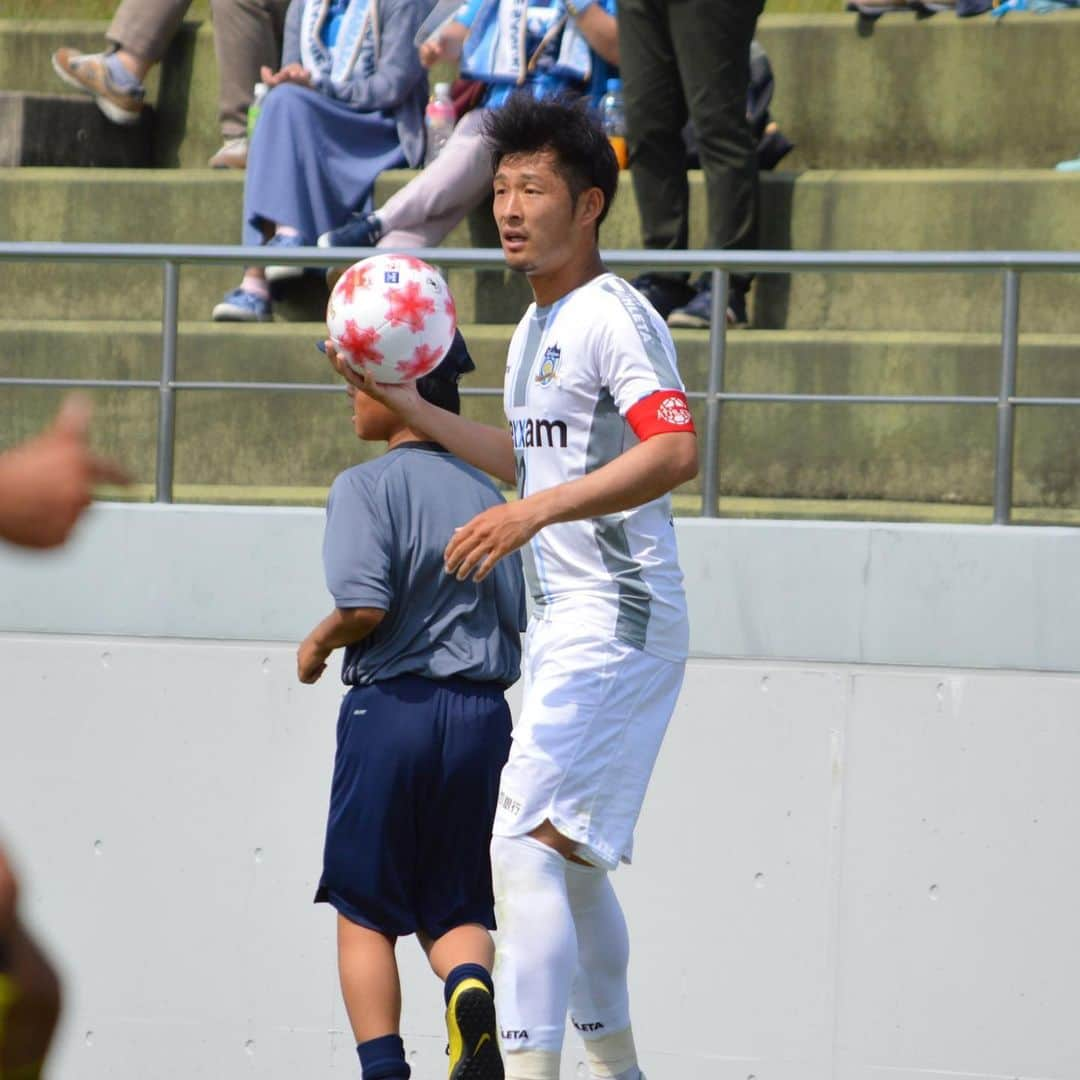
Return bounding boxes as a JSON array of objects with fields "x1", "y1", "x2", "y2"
[
  {"x1": 758, "y1": 13, "x2": 1080, "y2": 169},
  {"x1": 2, "y1": 320, "x2": 1078, "y2": 509},
  {"x1": 4, "y1": 168, "x2": 1080, "y2": 332},
  {"x1": 4, "y1": 13, "x2": 1079, "y2": 169},
  {"x1": 0, "y1": 19, "x2": 214, "y2": 168},
  {"x1": 0, "y1": 91, "x2": 153, "y2": 166}
]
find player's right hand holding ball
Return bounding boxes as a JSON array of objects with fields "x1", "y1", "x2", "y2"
[{"x1": 323, "y1": 340, "x2": 423, "y2": 418}]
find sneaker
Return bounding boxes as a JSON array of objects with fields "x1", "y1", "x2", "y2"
[
  {"x1": 264, "y1": 233, "x2": 306, "y2": 284},
  {"x1": 1056, "y1": 154, "x2": 1080, "y2": 172},
  {"x1": 51, "y1": 48, "x2": 145, "y2": 126},
  {"x1": 446, "y1": 979, "x2": 502, "y2": 1080},
  {"x1": 208, "y1": 136, "x2": 248, "y2": 169},
  {"x1": 628, "y1": 273, "x2": 696, "y2": 320},
  {"x1": 212, "y1": 286, "x2": 272, "y2": 322},
  {"x1": 317, "y1": 212, "x2": 383, "y2": 250},
  {"x1": 757, "y1": 127, "x2": 795, "y2": 172},
  {"x1": 667, "y1": 279, "x2": 750, "y2": 329}
]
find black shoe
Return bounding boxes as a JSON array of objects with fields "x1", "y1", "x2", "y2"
[
  {"x1": 629, "y1": 272, "x2": 696, "y2": 320},
  {"x1": 667, "y1": 279, "x2": 750, "y2": 329},
  {"x1": 317, "y1": 211, "x2": 383, "y2": 249},
  {"x1": 757, "y1": 128, "x2": 795, "y2": 172},
  {"x1": 446, "y1": 979, "x2": 503, "y2": 1080}
]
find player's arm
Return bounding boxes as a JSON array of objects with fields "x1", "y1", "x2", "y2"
[
  {"x1": 326, "y1": 343, "x2": 518, "y2": 486},
  {"x1": 297, "y1": 607, "x2": 386, "y2": 684},
  {"x1": 444, "y1": 429, "x2": 697, "y2": 581}
]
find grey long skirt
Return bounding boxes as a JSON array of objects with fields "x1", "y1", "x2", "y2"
[{"x1": 242, "y1": 82, "x2": 406, "y2": 246}]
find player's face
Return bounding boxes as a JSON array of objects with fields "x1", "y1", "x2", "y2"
[
  {"x1": 493, "y1": 151, "x2": 581, "y2": 276},
  {"x1": 348, "y1": 385, "x2": 396, "y2": 442}
]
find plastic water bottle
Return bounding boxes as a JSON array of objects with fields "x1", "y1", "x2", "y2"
[
  {"x1": 424, "y1": 82, "x2": 456, "y2": 165},
  {"x1": 247, "y1": 81, "x2": 268, "y2": 139},
  {"x1": 601, "y1": 78, "x2": 627, "y2": 169}
]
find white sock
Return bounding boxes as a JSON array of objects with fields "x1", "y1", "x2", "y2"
[
  {"x1": 273, "y1": 225, "x2": 300, "y2": 238},
  {"x1": 566, "y1": 862, "x2": 631, "y2": 1038},
  {"x1": 583, "y1": 1028, "x2": 640, "y2": 1080},
  {"x1": 504, "y1": 1049, "x2": 561, "y2": 1080},
  {"x1": 491, "y1": 835, "x2": 578, "y2": 1055}
]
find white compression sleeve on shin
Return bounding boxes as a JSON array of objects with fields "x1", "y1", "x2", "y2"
[
  {"x1": 565, "y1": 861, "x2": 632, "y2": 1039},
  {"x1": 491, "y1": 835, "x2": 578, "y2": 1057},
  {"x1": 583, "y1": 1028, "x2": 640, "y2": 1080},
  {"x1": 503, "y1": 1049, "x2": 562, "y2": 1080}
]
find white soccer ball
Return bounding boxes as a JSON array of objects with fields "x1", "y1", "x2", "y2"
[{"x1": 326, "y1": 253, "x2": 458, "y2": 383}]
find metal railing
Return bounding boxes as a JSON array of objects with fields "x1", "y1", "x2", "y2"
[{"x1": 3, "y1": 242, "x2": 1080, "y2": 522}]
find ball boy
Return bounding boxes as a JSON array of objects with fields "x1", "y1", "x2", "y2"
[{"x1": 298, "y1": 337, "x2": 526, "y2": 1080}]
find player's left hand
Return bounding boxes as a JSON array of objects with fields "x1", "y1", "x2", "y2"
[
  {"x1": 444, "y1": 500, "x2": 542, "y2": 583},
  {"x1": 297, "y1": 636, "x2": 330, "y2": 684}
]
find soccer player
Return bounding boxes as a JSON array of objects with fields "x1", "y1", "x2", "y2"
[
  {"x1": 298, "y1": 336, "x2": 526, "y2": 1080},
  {"x1": 328, "y1": 95, "x2": 698, "y2": 1080}
]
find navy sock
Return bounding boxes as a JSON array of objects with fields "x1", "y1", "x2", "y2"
[
  {"x1": 356, "y1": 1033, "x2": 410, "y2": 1080},
  {"x1": 444, "y1": 962, "x2": 494, "y2": 1006}
]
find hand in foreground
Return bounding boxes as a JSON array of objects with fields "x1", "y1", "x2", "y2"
[
  {"x1": 419, "y1": 20, "x2": 468, "y2": 67},
  {"x1": 261, "y1": 63, "x2": 313, "y2": 88},
  {"x1": 324, "y1": 340, "x2": 423, "y2": 417},
  {"x1": 297, "y1": 635, "x2": 330, "y2": 684},
  {"x1": 0, "y1": 396, "x2": 130, "y2": 549},
  {"x1": 444, "y1": 500, "x2": 542, "y2": 583}
]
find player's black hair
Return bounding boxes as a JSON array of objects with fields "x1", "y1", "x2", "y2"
[
  {"x1": 415, "y1": 329, "x2": 475, "y2": 415},
  {"x1": 484, "y1": 93, "x2": 619, "y2": 228}
]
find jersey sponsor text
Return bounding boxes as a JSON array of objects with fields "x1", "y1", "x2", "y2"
[{"x1": 510, "y1": 416, "x2": 568, "y2": 449}]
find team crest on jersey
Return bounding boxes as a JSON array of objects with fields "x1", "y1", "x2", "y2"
[
  {"x1": 535, "y1": 345, "x2": 562, "y2": 387},
  {"x1": 658, "y1": 396, "x2": 692, "y2": 426}
]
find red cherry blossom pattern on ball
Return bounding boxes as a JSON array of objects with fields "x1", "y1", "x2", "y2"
[
  {"x1": 339, "y1": 263, "x2": 373, "y2": 305},
  {"x1": 340, "y1": 323, "x2": 383, "y2": 367},
  {"x1": 397, "y1": 343, "x2": 445, "y2": 380},
  {"x1": 385, "y1": 280, "x2": 436, "y2": 333}
]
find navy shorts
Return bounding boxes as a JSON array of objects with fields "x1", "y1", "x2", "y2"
[{"x1": 315, "y1": 674, "x2": 512, "y2": 940}]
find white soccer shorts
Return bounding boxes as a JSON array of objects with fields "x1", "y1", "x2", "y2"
[{"x1": 493, "y1": 614, "x2": 686, "y2": 870}]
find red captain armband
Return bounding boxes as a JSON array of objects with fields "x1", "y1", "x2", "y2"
[{"x1": 626, "y1": 390, "x2": 696, "y2": 440}]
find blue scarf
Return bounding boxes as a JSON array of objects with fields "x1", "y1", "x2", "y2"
[
  {"x1": 300, "y1": 0, "x2": 378, "y2": 90},
  {"x1": 461, "y1": 0, "x2": 592, "y2": 87}
]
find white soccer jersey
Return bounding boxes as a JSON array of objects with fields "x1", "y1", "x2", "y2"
[{"x1": 503, "y1": 272, "x2": 693, "y2": 661}]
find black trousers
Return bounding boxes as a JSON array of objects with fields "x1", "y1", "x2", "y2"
[{"x1": 618, "y1": 0, "x2": 764, "y2": 281}]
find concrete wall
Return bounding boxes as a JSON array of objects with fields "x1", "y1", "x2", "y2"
[{"x1": 2, "y1": 506, "x2": 1079, "y2": 1080}]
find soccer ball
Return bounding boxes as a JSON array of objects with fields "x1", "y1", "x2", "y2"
[{"x1": 326, "y1": 254, "x2": 458, "y2": 384}]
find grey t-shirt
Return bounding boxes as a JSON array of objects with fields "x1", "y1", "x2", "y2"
[{"x1": 323, "y1": 442, "x2": 526, "y2": 687}]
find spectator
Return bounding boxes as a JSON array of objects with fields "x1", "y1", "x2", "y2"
[
  {"x1": 51, "y1": 0, "x2": 290, "y2": 169},
  {"x1": 212, "y1": 0, "x2": 430, "y2": 322},
  {"x1": 683, "y1": 41, "x2": 794, "y2": 175},
  {"x1": 315, "y1": 0, "x2": 618, "y2": 253},
  {"x1": 618, "y1": 0, "x2": 764, "y2": 329}
]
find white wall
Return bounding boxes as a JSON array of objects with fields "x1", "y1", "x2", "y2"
[
  {"x1": 2, "y1": 504, "x2": 1080, "y2": 670},
  {"x1": 2, "y1": 507, "x2": 1079, "y2": 1080}
]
